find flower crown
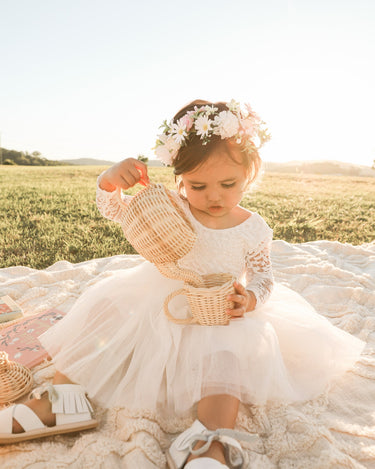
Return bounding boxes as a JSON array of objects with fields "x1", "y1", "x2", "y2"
[{"x1": 154, "y1": 99, "x2": 270, "y2": 166}]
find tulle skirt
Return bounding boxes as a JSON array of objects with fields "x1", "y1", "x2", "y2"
[{"x1": 39, "y1": 261, "x2": 365, "y2": 416}]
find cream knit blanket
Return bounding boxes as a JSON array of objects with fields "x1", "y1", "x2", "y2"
[{"x1": 0, "y1": 240, "x2": 374, "y2": 468}]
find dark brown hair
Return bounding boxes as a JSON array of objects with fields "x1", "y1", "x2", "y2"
[{"x1": 172, "y1": 99, "x2": 262, "y2": 186}]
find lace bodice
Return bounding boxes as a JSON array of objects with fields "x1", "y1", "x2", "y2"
[{"x1": 96, "y1": 181, "x2": 274, "y2": 307}]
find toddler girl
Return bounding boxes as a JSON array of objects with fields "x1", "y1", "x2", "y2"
[{"x1": 0, "y1": 100, "x2": 365, "y2": 469}]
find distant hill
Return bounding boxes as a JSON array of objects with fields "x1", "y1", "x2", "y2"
[
  {"x1": 0, "y1": 147, "x2": 67, "y2": 166},
  {"x1": 60, "y1": 158, "x2": 116, "y2": 166},
  {"x1": 264, "y1": 160, "x2": 375, "y2": 178},
  {"x1": 2, "y1": 148, "x2": 373, "y2": 177},
  {"x1": 60, "y1": 158, "x2": 164, "y2": 167}
]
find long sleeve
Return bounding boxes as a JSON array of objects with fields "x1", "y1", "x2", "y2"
[
  {"x1": 245, "y1": 233, "x2": 274, "y2": 307},
  {"x1": 96, "y1": 175, "x2": 133, "y2": 224}
]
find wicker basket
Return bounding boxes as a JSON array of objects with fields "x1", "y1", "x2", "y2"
[
  {"x1": 121, "y1": 183, "x2": 197, "y2": 265},
  {"x1": 156, "y1": 262, "x2": 204, "y2": 286},
  {"x1": 164, "y1": 273, "x2": 236, "y2": 326},
  {"x1": 0, "y1": 352, "x2": 33, "y2": 405}
]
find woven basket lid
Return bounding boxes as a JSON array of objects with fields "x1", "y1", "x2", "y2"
[
  {"x1": 0, "y1": 351, "x2": 33, "y2": 404},
  {"x1": 121, "y1": 183, "x2": 197, "y2": 265}
]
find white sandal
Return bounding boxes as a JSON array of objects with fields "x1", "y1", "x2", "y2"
[
  {"x1": 166, "y1": 419, "x2": 257, "y2": 469},
  {"x1": 0, "y1": 383, "x2": 98, "y2": 444},
  {"x1": 185, "y1": 458, "x2": 229, "y2": 468}
]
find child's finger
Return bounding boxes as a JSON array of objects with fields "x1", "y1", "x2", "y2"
[
  {"x1": 227, "y1": 305, "x2": 246, "y2": 317},
  {"x1": 233, "y1": 281, "x2": 245, "y2": 293},
  {"x1": 135, "y1": 163, "x2": 150, "y2": 185},
  {"x1": 227, "y1": 293, "x2": 247, "y2": 305},
  {"x1": 119, "y1": 174, "x2": 136, "y2": 190},
  {"x1": 125, "y1": 165, "x2": 149, "y2": 187},
  {"x1": 127, "y1": 166, "x2": 143, "y2": 183},
  {"x1": 121, "y1": 172, "x2": 139, "y2": 188}
]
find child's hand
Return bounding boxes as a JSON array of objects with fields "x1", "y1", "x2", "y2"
[
  {"x1": 98, "y1": 158, "x2": 150, "y2": 192},
  {"x1": 226, "y1": 281, "x2": 257, "y2": 318}
]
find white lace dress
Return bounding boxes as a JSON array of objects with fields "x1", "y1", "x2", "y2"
[{"x1": 39, "y1": 185, "x2": 365, "y2": 417}]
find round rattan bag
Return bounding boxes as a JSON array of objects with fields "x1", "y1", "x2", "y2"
[
  {"x1": 121, "y1": 183, "x2": 197, "y2": 265},
  {"x1": 0, "y1": 352, "x2": 33, "y2": 404}
]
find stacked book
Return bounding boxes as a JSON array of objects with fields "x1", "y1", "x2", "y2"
[
  {"x1": 0, "y1": 295, "x2": 66, "y2": 369},
  {"x1": 0, "y1": 295, "x2": 24, "y2": 323}
]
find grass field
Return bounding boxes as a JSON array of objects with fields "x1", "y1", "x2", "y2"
[{"x1": 1, "y1": 165, "x2": 374, "y2": 269}]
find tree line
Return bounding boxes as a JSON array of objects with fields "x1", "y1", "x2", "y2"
[{"x1": 0, "y1": 148, "x2": 67, "y2": 166}]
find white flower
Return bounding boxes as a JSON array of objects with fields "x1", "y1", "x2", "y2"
[
  {"x1": 154, "y1": 134, "x2": 180, "y2": 165},
  {"x1": 170, "y1": 119, "x2": 188, "y2": 144},
  {"x1": 165, "y1": 135, "x2": 180, "y2": 153},
  {"x1": 155, "y1": 144, "x2": 173, "y2": 165},
  {"x1": 157, "y1": 133, "x2": 179, "y2": 152},
  {"x1": 213, "y1": 111, "x2": 239, "y2": 138},
  {"x1": 202, "y1": 105, "x2": 218, "y2": 115},
  {"x1": 227, "y1": 99, "x2": 241, "y2": 113},
  {"x1": 193, "y1": 105, "x2": 217, "y2": 116},
  {"x1": 195, "y1": 115, "x2": 212, "y2": 138}
]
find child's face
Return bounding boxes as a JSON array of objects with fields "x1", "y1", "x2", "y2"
[{"x1": 181, "y1": 152, "x2": 248, "y2": 219}]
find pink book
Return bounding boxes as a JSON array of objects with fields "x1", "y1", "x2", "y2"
[{"x1": 0, "y1": 308, "x2": 67, "y2": 369}]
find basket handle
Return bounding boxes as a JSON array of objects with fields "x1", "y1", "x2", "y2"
[
  {"x1": 116, "y1": 181, "x2": 157, "y2": 209},
  {"x1": 164, "y1": 289, "x2": 196, "y2": 325},
  {"x1": 157, "y1": 263, "x2": 204, "y2": 286}
]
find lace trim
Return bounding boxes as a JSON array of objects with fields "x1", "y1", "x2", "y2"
[
  {"x1": 96, "y1": 174, "x2": 133, "y2": 223},
  {"x1": 245, "y1": 236, "x2": 274, "y2": 307}
]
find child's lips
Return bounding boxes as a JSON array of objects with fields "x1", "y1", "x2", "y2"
[{"x1": 208, "y1": 205, "x2": 223, "y2": 213}]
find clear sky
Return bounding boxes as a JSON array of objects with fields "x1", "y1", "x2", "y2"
[{"x1": 1, "y1": 0, "x2": 374, "y2": 165}]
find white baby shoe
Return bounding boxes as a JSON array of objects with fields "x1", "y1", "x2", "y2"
[
  {"x1": 185, "y1": 458, "x2": 229, "y2": 468},
  {"x1": 166, "y1": 419, "x2": 257, "y2": 469},
  {"x1": 0, "y1": 383, "x2": 98, "y2": 444}
]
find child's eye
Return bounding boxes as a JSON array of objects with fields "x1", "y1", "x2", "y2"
[
  {"x1": 191, "y1": 186, "x2": 206, "y2": 191},
  {"x1": 222, "y1": 182, "x2": 236, "y2": 188}
]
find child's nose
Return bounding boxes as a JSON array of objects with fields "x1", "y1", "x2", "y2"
[{"x1": 207, "y1": 189, "x2": 221, "y2": 202}]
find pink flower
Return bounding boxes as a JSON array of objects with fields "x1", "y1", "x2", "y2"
[
  {"x1": 241, "y1": 118, "x2": 255, "y2": 137},
  {"x1": 244, "y1": 103, "x2": 253, "y2": 114},
  {"x1": 245, "y1": 103, "x2": 260, "y2": 122},
  {"x1": 181, "y1": 114, "x2": 194, "y2": 131}
]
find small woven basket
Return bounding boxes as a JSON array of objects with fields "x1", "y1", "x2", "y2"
[
  {"x1": 121, "y1": 183, "x2": 197, "y2": 265},
  {"x1": 0, "y1": 352, "x2": 33, "y2": 405},
  {"x1": 156, "y1": 262, "x2": 204, "y2": 286},
  {"x1": 164, "y1": 273, "x2": 236, "y2": 326}
]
